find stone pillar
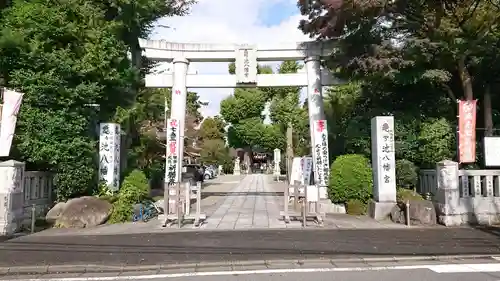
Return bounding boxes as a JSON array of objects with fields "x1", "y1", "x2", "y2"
[
  {"x1": 368, "y1": 116, "x2": 397, "y2": 220},
  {"x1": 305, "y1": 56, "x2": 326, "y2": 185},
  {"x1": 0, "y1": 160, "x2": 25, "y2": 236},
  {"x1": 169, "y1": 57, "x2": 189, "y2": 182},
  {"x1": 434, "y1": 160, "x2": 461, "y2": 226},
  {"x1": 233, "y1": 158, "x2": 241, "y2": 175}
]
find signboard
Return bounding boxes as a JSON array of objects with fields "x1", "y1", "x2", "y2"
[
  {"x1": 484, "y1": 137, "x2": 500, "y2": 166},
  {"x1": 289, "y1": 156, "x2": 314, "y2": 185},
  {"x1": 274, "y1": 149, "x2": 281, "y2": 163},
  {"x1": 313, "y1": 120, "x2": 330, "y2": 186},
  {"x1": 370, "y1": 116, "x2": 396, "y2": 202},
  {"x1": 458, "y1": 100, "x2": 477, "y2": 163},
  {"x1": 235, "y1": 46, "x2": 257, "y2": 84},
  {"x1": 99, "y1": 123, "x2": 121, "y2": 191},
  {"x1": 290, "y1": 157, "x2": 303, "y2": 184},
  {"x1": 165, "y1": 118, "x2": 181, "y2": 185},
  {"x1": 302, "y1": 157, "x2": 313, "y2": 186},
  {"x1": 0, "y1": 89, "x2": 23, "y2": 157}
]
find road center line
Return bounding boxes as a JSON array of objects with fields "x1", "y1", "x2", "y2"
[{"x1": 9, "y1": 263, "x2": 500, "y2": 281}]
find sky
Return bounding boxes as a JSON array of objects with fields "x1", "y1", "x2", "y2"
[{"x1": 150, "y1": 0, "x2": 310, "y2": 118}]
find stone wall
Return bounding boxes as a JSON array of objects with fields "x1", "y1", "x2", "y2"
[{"x1": 426, "y1": 160, "x2": 500, "y2": 226}]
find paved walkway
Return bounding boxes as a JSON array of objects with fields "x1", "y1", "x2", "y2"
[{"x1": 204, "y1": 174, "x2": 286, "y2": 229}]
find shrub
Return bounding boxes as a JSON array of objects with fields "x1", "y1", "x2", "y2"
[
  {"x1": 346, "y1": 199, "x2": 367, "y2": 215},
  {"x1": 328, "y1": 154, "x2": 373, "y2": 204},
  {"x1": 396, "y1": 159, "x2": 418, "y2": 188},
  {"x1": 108, "y1": 169, "x2": 150, "y2": 223},
  {"x1": 396, "y1": 187, "x2": 424, "y2": 203}
]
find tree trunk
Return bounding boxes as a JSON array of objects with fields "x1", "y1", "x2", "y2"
[
  {"x1": 484, "y1": 85, "x2": 493, "y2": 137},
  {"x1": 458, "y1": 57, "x2": 474, "y2": 100}
]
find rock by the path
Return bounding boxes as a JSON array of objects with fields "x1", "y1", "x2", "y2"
[
  {"x1": 55, "y1": 196, "x2": 112, "y2": 228},
  {"x1": 390, "y1": 200, "x2": 437, "y2": 226},
  {"x1": 45, "y1": 202, "x2": 67, "y2": 224},
  {"x1": 154, "y1": 199, "x2": 164, "y2": 212}
]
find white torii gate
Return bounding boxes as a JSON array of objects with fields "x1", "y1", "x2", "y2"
[{"x1": 140, "y1": 39, "x2": 342, "y2": 192}]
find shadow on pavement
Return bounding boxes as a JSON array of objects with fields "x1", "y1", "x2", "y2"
[{"x1": 0, "y1": 228, "x2": 499, "y2": 267}]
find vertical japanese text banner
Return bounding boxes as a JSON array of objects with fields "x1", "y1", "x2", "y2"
[
  {"x1": 458, "y1": 100, "x2": 477, "y2": 163},
  {"x1": 99, "y1": 123, "x2": 120, "y2": 191},
  {"x1": 166, "y1": 118, "x2": 181, "y2": 185},
  {"x1": 313, "y1": 120, "x2": 330, "y2": 186}
]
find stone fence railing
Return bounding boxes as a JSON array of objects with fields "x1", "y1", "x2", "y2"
[
  {"x1": 418, "y1": 161, "x2": 500, "y2": 226},
  {"x1": 0, "y1": 160, "x2": 55, "y2": 235},
  {"x1": 23, "y1": 171, "x2": 54, "y2": 223}
]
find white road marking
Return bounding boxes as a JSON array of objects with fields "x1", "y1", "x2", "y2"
[{"x1": 8, "y1": 263, "x2": 500, "y2": 281}]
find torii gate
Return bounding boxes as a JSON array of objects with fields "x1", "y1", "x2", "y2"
[{"x1": 139, "y1": 39, "x2": 342, "y2": 195}]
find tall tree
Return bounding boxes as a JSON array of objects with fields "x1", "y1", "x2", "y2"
[
  {"x1": 220, "y1": 63, "x2": 285, "y2": 167},
  {"x1": 0, "y1": 0, "x2": 137, "y2": 200}
]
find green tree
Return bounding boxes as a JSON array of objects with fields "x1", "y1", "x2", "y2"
[
  {"x1": 200, "y1": 139, "x2": 230, "y2": 165},
  {"x1": 0, "y1": 0, "x2": 137, "y2": 200},
  {"x1": 220, "y1": 63, "x2": 285, "y2": 163},
  {"x1": 268, "y1": 61, "x2": 309, "y2": 156},
  {"x1": 199, "y1": 116, "x2": 226, "y2": 140}
]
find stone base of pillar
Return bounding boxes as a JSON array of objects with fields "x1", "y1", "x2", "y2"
[
  {"x1": 0, "y1": 160, "x2": 25, "y2": 236},
  {"x1": 319, "y1": 199, "x2": 346, "y2": 214},
  {"x1": 368, "y1": 201, "x2": 396, "y2": 220}
]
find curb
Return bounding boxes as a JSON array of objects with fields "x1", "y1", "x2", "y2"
[{"x1": 0, "y1": 254, "x2": 497, "y2": 276}]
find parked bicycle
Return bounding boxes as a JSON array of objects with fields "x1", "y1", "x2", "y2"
[{"x1": 132, "y1": 200, "x2": 161, "y2": 222}]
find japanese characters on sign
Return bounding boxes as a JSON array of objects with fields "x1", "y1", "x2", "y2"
[
  {"x1": 302, "y1": 157, "x2": 313, "y2": 185},
  {"x1": 313, "y1": 120, "x2": 330, "y2": 186},
  {"x1": 370, "y1": 116, "x2": 396, "y2": 202},
  {"x1": 235, "y1": 46, "x2": 257, "y2": 84},
  {"x1": 166, "y1": 118, "x2": 181, "y2": 185},
  {"x1": 379, "y1": 121, "x2": 394, "y2": 185},
  {"x1": 243, "y1": 50, "x2": 250, "y2": 78},
  {"x1": 99, "y1": 123, "x2": 121, "y2": 191},
  {"x1": 458, "y1": 100, "x2": 477, "y2": 163}
]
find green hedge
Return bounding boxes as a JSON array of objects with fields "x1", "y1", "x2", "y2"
[
  {"x1": 328, "y1": 154, "x2": 373, "y2": 204},
  {"x1": 108, "y1": 169, "x2": 149, "y2": 223}
]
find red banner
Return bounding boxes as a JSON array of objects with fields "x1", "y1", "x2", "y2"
[{"x1": 458, "y1": 100, "x2": 477, "y2": 163}]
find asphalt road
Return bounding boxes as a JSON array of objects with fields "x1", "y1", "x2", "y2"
[
  {"x1": 1, "y1": 227, "x2": 500, "y2": 267},
  {"x1": 165, "y1": 271, "x2": 500, "y2": 281},
  {"x1": 5, "y1": 263, "x2": 500, "y2": 281}
]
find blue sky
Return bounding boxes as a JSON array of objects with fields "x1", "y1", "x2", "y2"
[
  {"x1": 151, "y1": 0, "x2": 309, "y2": 118},
  {"x1": 259, "y1": 1, "x2": 299, "y2": 26}
]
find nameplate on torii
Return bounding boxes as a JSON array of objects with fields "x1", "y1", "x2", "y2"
[{"x1": 235, "y1": 45, "x2": 257, "y2": 84}]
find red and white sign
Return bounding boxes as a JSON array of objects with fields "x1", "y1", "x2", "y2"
[
  {"x1": 458, "y1": 100, "x2": 477, "y2": 163},
  {"x1": 313, "y1": 120, "x2": 330, "y2": 186},
  {"x1": 166, "y1": 118, "x2": 181, "y2": 184}
]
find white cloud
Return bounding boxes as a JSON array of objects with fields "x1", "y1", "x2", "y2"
[{"x1": 150, "y1": 0, "x2": 309, "y2": 118}]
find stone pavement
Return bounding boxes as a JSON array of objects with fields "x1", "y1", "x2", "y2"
[{"x1": 203, "y1": 174, "x2": 285, "y2": 229}]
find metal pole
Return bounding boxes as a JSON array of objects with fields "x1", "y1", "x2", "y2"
[
  {"x1": 302, "y1": 185, "x2": 307, "y2": 228},
  {"x1": 177, "y1": 182, "x2": 182, "y2": 228},
  {"x1": 31, "y1": 204, "x2": 36, "y2": 233},
  {"x1": 195, "y1": 181, "x2": 201, "y2": 226},
  {"x1": 185, "y1": 182, "x2": 191, "y2": 215},
  {"x1": 405, "y1": 200, "x2": 410, "y2": 227}
]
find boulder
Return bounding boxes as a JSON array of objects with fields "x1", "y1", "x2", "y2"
[
  {"x1": 55, "y1": 196, "x2": 112, "y2": 228},
  {"x1": 390, "y1": 200, "x2": 437, "y2": 226},
  {"x1": 45, "y1": 202, "x2": 67, "y2": 224},
  {"x1": 154, "y1": 199, "x2": 164, "y2": 212}
]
